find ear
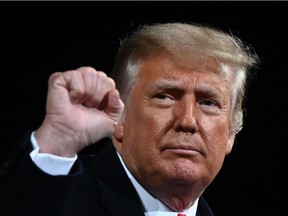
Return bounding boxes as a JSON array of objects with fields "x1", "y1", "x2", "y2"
[
  {"x1": 112, "y1": 117, "x2": 124, "y2": 153},
  {"x1": 226, "y1": 131, "x2": 236, "y2": 155}
]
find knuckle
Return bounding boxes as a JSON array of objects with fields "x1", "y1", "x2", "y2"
[
  {"x1": 96, "y1": 71, "x2": 108, "y2": 79},
  {"x1": 77, "y1": 66, "x2": 97, "y2": 74},
  {"x1": 107, "y1": 77, "x2": 116, "y2": 88}
]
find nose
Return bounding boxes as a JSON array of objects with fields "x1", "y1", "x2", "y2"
[{"x1": 174, "y1": 95, "x2": 198, "y2": 133}]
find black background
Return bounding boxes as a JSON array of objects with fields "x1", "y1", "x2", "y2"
[{"x1": 0, "y1": 2, "x2": 287, "y2": 216}]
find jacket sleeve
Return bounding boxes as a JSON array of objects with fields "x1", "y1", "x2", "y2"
[{"x1": 0, "y1": 130, "x2": 84, "y2": 215}]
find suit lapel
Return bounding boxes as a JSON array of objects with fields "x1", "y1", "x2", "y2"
[
  {"x1": 196, "y1": 196, "x2": 214, "y2": 216},
  {"x1": 85, "y1": 139, "x2": 145, "y2": 216},
  {"x1": 97, "y1": 178, "x2": 144, "y2": 216}
]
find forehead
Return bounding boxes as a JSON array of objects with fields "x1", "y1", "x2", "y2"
[{"x1": 136, "y1": 54, "x2": 229, "y2": 85}]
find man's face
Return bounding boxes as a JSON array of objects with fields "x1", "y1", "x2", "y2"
[{"x1": 114, "y1": 54, "x2": 235, "y2": 199}]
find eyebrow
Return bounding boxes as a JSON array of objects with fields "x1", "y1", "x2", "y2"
[
  {"x1": 149, "y1": 82, "x2": 183, "y2": 90},
  {"x1": 197, "y1": 86, "x2": 223, "y2": 99},
  {"x1": 195, "y1": 84, "x2": 227, "y2": 107},
  {"x1": 149, "y1": 81, "x2": 225, "y2": 100},
  {"x1": 148, "y1": 77, "x2": 187, "y2": 91}
]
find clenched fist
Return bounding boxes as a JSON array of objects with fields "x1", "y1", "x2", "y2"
[{"x1": 34, "y1": 67, "x2": 124, "y2": 157}]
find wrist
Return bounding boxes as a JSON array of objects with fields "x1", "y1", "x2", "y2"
[{"x1": 34, "y1": 120, "x2": 79, "y2": 158}]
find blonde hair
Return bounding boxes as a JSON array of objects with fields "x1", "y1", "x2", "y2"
[{"x1": 111, "y1": 22, "x2": 258, "y2": 133}]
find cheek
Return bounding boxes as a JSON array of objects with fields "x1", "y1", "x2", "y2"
[
  {"x1": 121, "y1": 115, "x2": 163, "y2": 178},
  {"x1": 200, "y1": 117, "x2": 230, "y2": 157},
  {"x1": 199, "y1": 119, "x2": 229, "y2": 179},
  {"x1": 121, "y1": 106, "x2": 158, "y2": 156},
  {"x1": 147, "y1": 110, "x2": 171, "y2": 136},
  {"x1": 122, "y1": 105, "x2": 172, "y2": 161},
  {"x1": 132, "y1": 102, "x2": 171, "y2": 138}
]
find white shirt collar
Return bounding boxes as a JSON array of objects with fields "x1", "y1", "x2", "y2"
[{"x1": 117, "y1": 152, "x2": 198, "y2": 216}]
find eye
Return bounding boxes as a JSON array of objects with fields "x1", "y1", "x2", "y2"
[
  {"x1": 154, "y1": 94, "x2": 171, "y2": 100},
  {"x1": 199, "y1": 99, "x2": 218, "y2": 108},
  {"x1": 152, "y1": 93, "x2": 175, "y2": 106}
]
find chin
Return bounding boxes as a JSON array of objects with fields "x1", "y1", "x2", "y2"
[{"x1": 166, "y1": 162, "x2": 208, "y2": 185}]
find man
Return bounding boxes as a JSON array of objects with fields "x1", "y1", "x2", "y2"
[{"x1": 0, "y1": 22, "x2": 258, "y2": 215}]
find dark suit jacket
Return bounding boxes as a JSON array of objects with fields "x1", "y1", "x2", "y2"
[{"x1": 0, "y1": 131, "x2": 214, "y2": 216}]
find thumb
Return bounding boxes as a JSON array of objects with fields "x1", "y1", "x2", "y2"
[{"x1": 104, "y1": 89, "x2": 124, "y2": 122}]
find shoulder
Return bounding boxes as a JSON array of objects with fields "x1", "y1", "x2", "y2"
[{"x1": 197, "y1": 196, "x2": 214, "y2": 216}]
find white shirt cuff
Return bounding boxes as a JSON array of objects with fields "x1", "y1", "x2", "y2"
[{"x1": 29, "y1": 131, "x2": 77, "y2": 176}]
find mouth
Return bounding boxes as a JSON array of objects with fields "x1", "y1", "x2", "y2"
[{"x1": 161, "y1": 144, "x2": 203, "y2": 156}]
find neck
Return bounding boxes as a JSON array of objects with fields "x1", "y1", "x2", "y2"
[{"x1": 146, "y1": 183, "x2": 203, "y2": 212}]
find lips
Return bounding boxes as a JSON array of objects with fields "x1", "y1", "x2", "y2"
[{"x1": 161, "y1": 143, "x2": 204, "y2": 156}]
